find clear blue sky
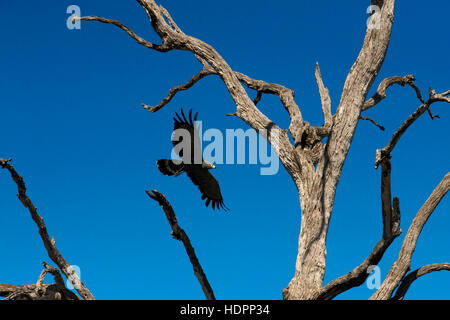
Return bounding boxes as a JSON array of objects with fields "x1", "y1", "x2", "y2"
[{"x1": 1, "y1": 1, "x2": 449, "y2": 300}]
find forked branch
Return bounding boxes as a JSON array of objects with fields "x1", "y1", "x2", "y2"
[
  {"x1": 371, "y1": 173, "x2": 450, "y2": 299},
  {"x1": 392, "y1": 263, "x2": 450, "y2": 300},
  {"x1": 1, "y1": 261, "x2": 79, "y2": 300},
  {"x1": 142, "y1": 66, "x2": 216, "y2": 112},
  {"x1": 78, "y1": 0, "x2": 306, "y2": 191},
  {"x1": 316, "y1": 84, "x2": 450, "y2": 301},
  {"x1": 362, "y1": 75, "x2": 423, "y2": 111},
  {"x1": 0, "y1": 158, "x2": 94, "y2": 300},
  {"x1": 74, "y1": 0, "x2": 448, "y2": 300},
  {"x1": 316, "y1": 161, "x2": 401, "y2": 300},
  {"x1": 35, "y1": 261, "x2": 67, "y2": 294},
  {"x1": 375, "y1": 87, "x2": 449, "y2": 168}
]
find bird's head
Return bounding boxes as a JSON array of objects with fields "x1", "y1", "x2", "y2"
[{"x1": 202, "y1": 161, "x2": 216, "y2": 170}]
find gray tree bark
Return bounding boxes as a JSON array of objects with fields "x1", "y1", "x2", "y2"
[
  {"x1": 73, "y1": 0, "x2": 449, "y2": 299},
  {"x1": 2, "y1": 0, "x2": 448, "y2": 300}
]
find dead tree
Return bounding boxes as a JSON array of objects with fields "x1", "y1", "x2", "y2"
[
  {"x1": 0, "y1": 261, "x2": 79, "y2": 300},
  {"x1": 1, "y1": 160, "x2": 211, "y2": 300},
  {"x1": 2, "y1": 1, "x2": 448, "y2": 300},
  {"x1": 0, "y1": 159, "x2": 94, "y2": 300},
  {"x1": 73, "y1": 0, "x2": 449, "y2": 300}
]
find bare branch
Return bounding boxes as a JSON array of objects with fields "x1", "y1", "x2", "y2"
[
  {"x1": 377, "y1": 135, "x2": 404, "y2": 239},
  {"x1": 375, "y1": 88, "x2": 450, "y2": 168},
  {"x1": 429, "y1": 87, "x2": 450, "y2": 103},
  {"x1": 362, "y1": 74, "x2": 447, "y2": 124},
  {"x1": 315, "y1": 237, "x2": 395, "y2": 300},
  {"x1": 285, "y1": 0, "x2": 398, "y2": 299},
  {"x1": 142, "y1": 66, "x2": 215, "y2": 112},
  {"x1": 1, "y1": 262, "x2": 79, "y2": 300},
  {"x1": 316, "y1": 163, "x2": 402, "y2": 300},
  {"x1": 146, "y1": 189, "x2": 215, "y2": 300},
  {"x1": 72, "y1": 0, "x2": 448, "y2": 301},
  {"x1": 142, "y1": 65, "x2": 299, "y2": 125},
  {"x1": 0, "y1": 283, "x2": 79, "y2": 300},
  {"x1": 35, "y1": 262, "x2": 67, "y2": 296},
  {"x1": 426, "y1": 108, "x2": 440, "y2": 120},
  {"x1": 359, "y1": 116, "x2": 385, "y2": 131},
  {"x1": 232, "y1": 71, "x2": 304, "y2": 143},
  {"x1": 391, "y1": 197, "x2": 401, "y2": 238},
  {"x1": 362, "y1": 75, "x2": 422, "y2": 111},
  {"x1": 0, "y1": 158, "x2": 94, "y2": 300},
  {"x1": 371, "y1": 173, "x2": 450, "y2": 299},
  {"x1": 80, "y1": 0, "x2": 303, "y2": 189},
  {"x1": 194, "y1": 54, "x2": 210, "y2": 69},
  {"x1": 159, "y1": 5, "x2": 183, "y2": 34},
  {"x1": 253, "y1": 90, "x2": 263, "y2": 106},
  {"x1": 339, "y1": 85, "x2": 450, "y2": 299},
  {"x1": 392, "y1": 263, "x2": 450, "y2": 300},
  {"x1": 72, "y1": 15, "x2": 171, "y2": 52},
  {"x1": 314, "y1": 34, "x2": 427, "y2": 302},
  {"x1": 78, "y1": 0, "x2": 449, "y2": 301},
  {"x1": 382, "y1": 103, "x2": 430, "y2": 158},
  {"x1": 315, "y1": 62, "x2": 332, "y2": 129},
  {"x1": 0, "y1": 284, "x2": 35, "y2": 300}
]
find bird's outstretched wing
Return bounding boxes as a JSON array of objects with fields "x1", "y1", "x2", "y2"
[
  {"x1": 172, "y1": 108, "x2": 202, "y2": 165},
  {"x1": 186, "y1": 167, "x2": 228, "y2": 211}
]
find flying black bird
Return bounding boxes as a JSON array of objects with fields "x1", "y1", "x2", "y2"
[{"x1": 157, "y1": 109, "x2": 228, "y2": 211}]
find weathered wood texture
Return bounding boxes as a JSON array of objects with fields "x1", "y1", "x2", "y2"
[
  {"x1": 2, "y1": 0, "x2": 447, "y2": 300},
  {"x1": 74, "y1": 0, "x2": 449, "y2": 299},
  {"x1": 0, "y1": 159, "x2": 94, "y2": 300}
]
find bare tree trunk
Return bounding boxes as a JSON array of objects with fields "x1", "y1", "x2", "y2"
[
  {"x1": 1, "y1": 0, "x2": 448, "y2": 300},
  {"x1": 283, "y1": 0, "x2": 396, "y2": 299},
  {"x1": 60, "y1": 0, "x2": 450, "y2": 299}
]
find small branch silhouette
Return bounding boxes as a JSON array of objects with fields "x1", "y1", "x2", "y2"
[
  {"x1": 146, "y1": 189, "x2": 215, "y2": 300},
  {"x1": 0, "y1": 158, "x2": 94, "y2": 300}
]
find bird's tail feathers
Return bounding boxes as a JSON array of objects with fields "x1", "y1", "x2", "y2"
[{"x1": 157, "y1": 159, "x2": 184, "y2": 176}]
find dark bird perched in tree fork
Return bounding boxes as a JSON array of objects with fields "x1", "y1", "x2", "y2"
[{"x1": 157, "y1": 109, "x2": 228, "y2": 211}]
